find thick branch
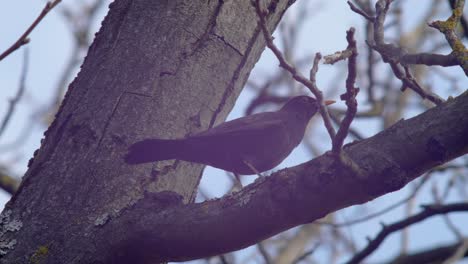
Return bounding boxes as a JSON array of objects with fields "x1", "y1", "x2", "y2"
[
  {"x1": 401, "y1": 52, "x2": 459, "y2": 67},
  {"x1": 99, "y1": 92, "x2": 468, "y2": 263},
  {"x1": 345, "y1": 203, "x2": 468, "y2": 264}
]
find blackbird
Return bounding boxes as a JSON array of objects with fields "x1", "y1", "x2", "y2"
[{"x1": 124, "y1": 96, "x2": 334, "y2": 175}]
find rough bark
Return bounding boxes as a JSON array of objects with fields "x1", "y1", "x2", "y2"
[
  {"x1": 1, "y1": 0, "x2": 467, "y2": 264},
  {"x1": 0, "y1": 0, "x2": 294, "y2": 263}
]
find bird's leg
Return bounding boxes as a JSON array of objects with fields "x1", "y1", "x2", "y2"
[{"x1": 243, "y1": 160, "x2": 263, "y2": 177}]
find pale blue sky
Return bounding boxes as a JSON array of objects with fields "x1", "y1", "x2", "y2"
[{"x1": 0, "y1": 1, "x2": 467, "y2": 263}]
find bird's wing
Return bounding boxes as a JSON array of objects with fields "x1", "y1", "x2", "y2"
[
  {"x1": 191, "y1": 112, "x2": 285, "y2": 138},
  {"x1": 184, "y1": 111, "x2": 293, "y2": 174}
]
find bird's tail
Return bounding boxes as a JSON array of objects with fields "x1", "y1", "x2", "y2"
[{"x1": 124, "y1": 138, "x2": 183, "y2": 164}]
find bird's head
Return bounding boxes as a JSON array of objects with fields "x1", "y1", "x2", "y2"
[{"x1": 281, "y1": 96, "x2": 335, "y2": 121}]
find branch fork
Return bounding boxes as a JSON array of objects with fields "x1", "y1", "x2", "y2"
[{"x1": 253, "y1": 0, "x2": 362, "y2": 174}]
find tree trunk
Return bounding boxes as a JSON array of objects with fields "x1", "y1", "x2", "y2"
[
  {"x1": 1, "y1": 0, "x2": 467, "y2": 264},
  {"x1": 0, "y1": 0, "x2": 294, "y2": 263}
]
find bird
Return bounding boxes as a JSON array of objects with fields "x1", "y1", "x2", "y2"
[{"x1": 124, "y1": 96, "x2": 335, "y2": 175}]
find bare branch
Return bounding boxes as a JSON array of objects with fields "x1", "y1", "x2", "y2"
[
  {"x1": 0, "y1": 0, "x2": 61, "y2": 61},
  {"x1": 253, "y1": 0, "x2": 336, "y2": 140},
  {"x1": 310, "y1": 53, "x2": 337, "y2": 139},
  {"x1": 345, "y1": 203, "x2": 468, "y2": 264},
  {"x1": 448, "y1": 0, "x2": 468, "y2": 38},
  {"x1": 351, "y1": 0, "x2": 446, "y2": 105},
  {"x1": 429, "y1": 0, "x2": 468, "y2": 75},
  {"x1": 323, "y1": 49, "x2": 354, "y2": 65},
  {"x1": 0, "y1": 49, "x2": 29, "y2": 138},
  {"x1": 332, "y1": 28, "x2": 359, "y2": 155},
  {"x1": 401, "y1": 53, "x2": 459, "y2": 67},
  {"x1": 381, "y1": 241, "x2": 468, "y2": 264},
  {"x1": 292, "y1": 243, "x2": 320, "y2": 264},
  {"x1": 347, "y1": 1, "x2": 375, "y2": 22}
]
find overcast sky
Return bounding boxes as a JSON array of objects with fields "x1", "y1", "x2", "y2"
[{"x1": 1, "y1": 1, "x2": 467, "y2": 263}]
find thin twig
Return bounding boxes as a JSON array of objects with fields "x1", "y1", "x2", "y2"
[
  {"x1": 0, "y1": 0, "x2": 61, "y2": 61},
  {"x1": 432, "y1": 183, "x2": 464, "y2": 240},
  {"x1": 0, "y1": 117, "x2": 36, "y2": 151},
  {"x1": 257, "y1": 242, "x2": 272, "y2": 264},
  {"x1": 344, "y1": 203, "x2": 468, "y2": 264},
  {"x1": 0, "y1": 49, "x2": 29, "y2": 138},
  {"x1": 253, "y1": 0, "x2": 336, "y2": 140},
  {"x1": 323, "y1": 49, "x2": 354, "y2": 65},
  {"x1": 310, "y1": 54, "x2": 337, "y2": 139},
  {"x1": 317, "y1": 174, "x2": 430, "y2": 228},
  {"x1": 292, "y1": 243, "x2": 320, "y2": 264},
  {"x1": 328, "y1": 111, "x2": 364, "y2": 140},
  {"x1": 365, "y1": 17, "x2": 376, "y2": 104},
  {"x1": 332, "y1": 28, "x2": 359, "y2": 155},
  {"x1": 448, "y1": 0, "x2": 468, "y2": 38},
  {"x1": 349, "y1": 0, "x2": 446, "y2": 105},
  {"x1": 429, "y1": 0, "x2": 468, "y2": 75},
  {"x1": 323, "y1": 28, "x2": 363, "y2": 176},
  {"x1": 401, "y1": 188, "x2": 415, "y2": 255},
  {"x1": 347, "y1": 1, "x2": 375, "y2": 22}
]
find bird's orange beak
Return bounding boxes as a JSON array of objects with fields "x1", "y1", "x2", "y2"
[{"x1": 324, "y1": 100, "x2": 335, "y2": 106}]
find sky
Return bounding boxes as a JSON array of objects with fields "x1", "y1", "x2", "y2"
[{"x1": 0, "y1": 0, "x2": 467, "y2": 263}]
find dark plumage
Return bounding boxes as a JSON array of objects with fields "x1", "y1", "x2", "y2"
[{"x1": 124, "y1": 96, "x2": 334, "y2": 175}]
